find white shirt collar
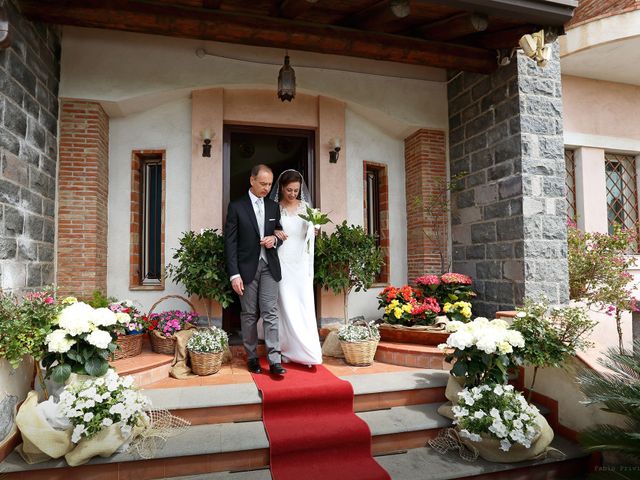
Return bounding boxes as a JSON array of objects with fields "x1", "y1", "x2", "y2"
[{"x1": 248, "y1": 189, "x2": 262, "y2": 204}]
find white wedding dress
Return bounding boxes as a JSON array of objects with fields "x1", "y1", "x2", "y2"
[{"x1": 276, "y1": 201, "x2": 323, "y2": 365}]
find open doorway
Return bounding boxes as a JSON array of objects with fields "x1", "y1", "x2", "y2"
[{"x1": 222, "y1": 125, "x2": 315, "y2": 335}]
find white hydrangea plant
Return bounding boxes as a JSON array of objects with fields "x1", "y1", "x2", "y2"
[
  {"x1": 58, "y1": 369, "x2": 150, "y2": 443},
  {"x1": 453, "y1": 383, "x2": 540, "y2": 452},
  {"x1": 337, "y1": 321, "x2": 381, "y2": 343}
]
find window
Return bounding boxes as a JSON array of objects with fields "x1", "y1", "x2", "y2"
[
  {"x1": 363, "y1": 162, "x2": 389, "y2": 283},
  {"x1": 564, "y1": 149, "x2": 577, "y2": 222},
  {"x1": 605, "y1": 152, "x2": 638, "y2": 236},
  {"x1": 130, "y1": 151, "x2": 165, "y2": 289}
]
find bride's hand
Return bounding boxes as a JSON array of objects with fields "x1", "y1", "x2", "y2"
[{"x1": 274, "y1": 230, "x2": 288, "y2": 241}]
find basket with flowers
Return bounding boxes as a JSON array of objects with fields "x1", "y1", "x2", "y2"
[
  {"x1": 148, "y1": 309, "x2": 199, "y2": 355},
  {"x1": 338, "y1": 321, "x2": 381, "y2": 366},
  {"x1": 109, "y1": 300, "x2": 145, "y2": 360},
  {"x1": 187, "y1": 327, "x2": 229, "y2": 375}
]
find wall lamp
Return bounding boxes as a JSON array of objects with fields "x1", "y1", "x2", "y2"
[
  {"x1": 201, "y1": 128, "x2": 214, "y2": 157},
  {"x1": 329, "y1": 137, "x2": 341, "y2": 163}
]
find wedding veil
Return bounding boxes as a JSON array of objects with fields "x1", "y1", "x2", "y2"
[{"x1": 269, "y1": 169, "x2": 312, "y2": 204}]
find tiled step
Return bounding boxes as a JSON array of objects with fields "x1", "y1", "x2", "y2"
[
  {"x1": 375, "y1": 341, "x2": 450, "y2": 369},
  {"x1": 143, "y1": 370, "x2": 449, "y2": 425},
  {"x1": 110, "y1": 343, "x2": 173, "y2": 387},
  {"x1": 168, "y1": 436, "x2": 588, "y2": 480}
]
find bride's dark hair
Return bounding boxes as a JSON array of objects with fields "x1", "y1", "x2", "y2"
[{"x1": 278, "y1": 170, "x2": 303, "y2": 201}]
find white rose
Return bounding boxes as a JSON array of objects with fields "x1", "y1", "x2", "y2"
[
  {"x1": 46, "y1": 329, "x2": 76, "y2": 353},
  {"x1": 86, "y1": 330, "x2": 112, "y2": 350},
  {"x1": 58, "y1": 302, "x2": 94, "y2": 335},
  {"x1": 92, "y1": 308, "x2": 118, "y2": 327}
]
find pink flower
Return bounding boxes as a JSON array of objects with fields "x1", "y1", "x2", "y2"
[
  {"x1": 441, "y1": 272, "x2": 473, "y2": 285},
  {"x1": 44, "y1": 296, "x2": 54, "y2": 304},
  {"x1": 415, "y1": 274, "x2": 440, "y2": 286}
]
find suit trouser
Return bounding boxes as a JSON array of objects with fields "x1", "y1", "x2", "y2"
[{"x1": 239, "y1": 259, "x2": 281, "y2": 365}]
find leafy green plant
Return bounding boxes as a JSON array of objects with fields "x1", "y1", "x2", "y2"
[
  {"x1": 166, "y1": 228, "x2": 234, "y2": 326},
  {"x1": 0, "y1": 288, "x2": 62, "y2": 369},
  {"x1": 513, "y1": 299, "x2": 596, "y2": 400},
  {"x1": 577, "y1": 339, "x2": 640, "y2": 475},
  {"x1": 87, "y1": 290, "x2": 116, "y2": 309},
  {"x1": 568, "y1": 222, "x2": 637, "y2": 353},
  {"x1": 314, "y1": 221, "x2": 384, "y2": 322}
]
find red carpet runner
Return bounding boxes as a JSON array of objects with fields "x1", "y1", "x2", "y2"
[{"x1": 251, "y1": 359, "x2": 391, "y2": 480}]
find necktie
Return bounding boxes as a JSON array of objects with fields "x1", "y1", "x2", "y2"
[{"x1": 256, "y1": 199, "x2": 267, "y2": 263}]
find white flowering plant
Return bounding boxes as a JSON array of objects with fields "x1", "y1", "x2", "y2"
[
  {"x1": 338, "y1": 321, "x2": 380, "y2": 343},
  {"x1": 438, "y1": 317, "x2": 525, "y2": 387},
  {"x1": 453, "y1": 383, "x2": 541, "y2": 452},
  {"x1": 58, "y1": 369, "x2": 150, "y2": 444},
  {"x1": 186, "y1": 327, "x2": 229, "y2": 354},
  {"x1": 41, "y1": 299, "x2": 119, "y2": 383}
]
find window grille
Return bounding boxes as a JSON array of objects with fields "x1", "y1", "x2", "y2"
[
  {"x1": 605, "y1": 152, "x2": 638, "y2": 238},
  {"x1": 564, "y1": 149, "x2": 577, "y2": 222},
  {"x1": 141, "y1": 159, "x2": 163, "y2": 285}
]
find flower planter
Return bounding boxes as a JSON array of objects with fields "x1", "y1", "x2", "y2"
[
  {"x1": 111, "y1": 333, "x2": 144, "y2": 361},
  {"x1": 340, "y1": 339, "x2": 378, "y2": 366},
  {"x1": 378, "y1": 323, "x2": 449, "y2": 346},
  {"x1": 189, "y1": 350, "x2": 223, "y2": 376}
]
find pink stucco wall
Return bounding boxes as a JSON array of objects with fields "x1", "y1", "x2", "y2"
[
  {"x1": 562, "y1": 75, "x2": 640, "y2": 140},
  {"x1": 190, "y1": 88, "x2": 346, "y2": 319}
]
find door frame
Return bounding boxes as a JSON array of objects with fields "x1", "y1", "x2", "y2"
[{"x1": 222, "y1": 124, "x2": 316, "y2": 221}]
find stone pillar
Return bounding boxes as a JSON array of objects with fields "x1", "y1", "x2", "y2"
[
  {"x1": 0, "y1": 0, "x2": 60, "y2": 292},
  {"x1": 57, "y1": 100, "x2": 109, "y2": 298},
  {"x1": 448, "y1": 43, "x2": 568, "y2": 316},
  {"x1": 404, "y1": 129, "x2": 447, "y2": 282}
]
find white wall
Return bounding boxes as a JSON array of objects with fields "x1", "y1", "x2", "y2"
[
  {"x1": 107, "y1": 98, "x2": 192, "y2": 312},
  {"x1": 345, "y1": 108, "x2": 407, "y2": 321}
]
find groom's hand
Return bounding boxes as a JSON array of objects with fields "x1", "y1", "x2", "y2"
[
  {"x1": 232, "y1": 277, "x2": 244, "y2": 296},
  {"x1": 260, "y1": 235, "x2": 277, "y2": 249}
]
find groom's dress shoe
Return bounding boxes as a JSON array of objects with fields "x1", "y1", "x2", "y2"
[
  {"x1": 247, "y1": 358, "x2": 262, "y2": 374},
  {"x1": 269, "y1": 363, "x2": 287, "y2": 375}
]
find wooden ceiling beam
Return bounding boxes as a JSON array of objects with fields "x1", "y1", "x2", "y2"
[
  {"x1": 202, "y1": 0, "x2": 222, "y2": 9},
  {"x1": 18, "y1": 0, "x2": 497, "y2": 73},
  {"x1": 471, "y1": 24, "x2": 538, "y2": 49},
  {"x1": 345, "y1": 0, "x2": 411, "y2": 30},
  {"x1": 417, "y1": 12, "x2": 487, "y2": 41},
  {"x1": 278, "y1": 0, "x2": 319, "y2": 19}
]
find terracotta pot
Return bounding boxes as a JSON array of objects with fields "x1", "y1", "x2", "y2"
[{"x1": 378, "y1": 323, "x2": 449, "y2": 346}]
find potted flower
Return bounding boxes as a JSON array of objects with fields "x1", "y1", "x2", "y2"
[
  {"x1": 41, "y1": 299, "x2": 119, "y2": 384},
  {"x1": 376, "y1": 285, "x2": 444, "y2": 345},
  {"x1": 187, "y1": 327, "x2": 229, "y2": 375},
  {"x1": 16, "y1": 369, "x2": 151, "y2": 466},
  {"x1": 109, "y1": 300, "x2": 146, "y2": 361},
  {"x1": 337, "y1": 321, "x2": 380, "y2": 366},
  {"x1": 442, "y1": 301, "x2": 473, "y2": 322},
  {"x1": 450, "y1": 383, "x2": 554, "y2": 462},
  {"x1": 416, "y1": 272, "x2": 476, "y2": 310},
  {"x1": 147, "y1": 309, "x2": 199, "y2": 355}
]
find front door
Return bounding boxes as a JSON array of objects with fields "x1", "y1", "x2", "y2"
[{"x1": 222, "y1": 125, "x2": 315, "y2": 335}]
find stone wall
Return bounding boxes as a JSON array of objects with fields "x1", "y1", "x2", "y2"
[
  {"x1": 448, "y1": 44, "x2": 568, "y2": 316},
  {"x1": 0, "y1": 0, "x2": 59, "y2": 292}
]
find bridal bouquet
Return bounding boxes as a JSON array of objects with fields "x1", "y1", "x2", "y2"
[
  {"x1": 58, "y1": 369, "x2": 150, "y2": 443},
  {"x1": 453, "y1": 383, "x2": 541, "y2": 452},
  {"x1": 299, "y1": 205, "x2": 331, "y2": 252}
]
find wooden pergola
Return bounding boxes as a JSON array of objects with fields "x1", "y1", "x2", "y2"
[{"x1": 17, "y1": 0, "x2": 577, "y2": 73}]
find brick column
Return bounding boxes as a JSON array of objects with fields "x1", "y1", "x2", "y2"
[
  {"x1": 448, "y1": 43, "x2": 568, "y2": 316},
  {"x1": 404, "y1": 129, "x2": 447, "y2": 282},
  {"x1": 57, "y1": 100, "x2": 109, "y2": 298}
]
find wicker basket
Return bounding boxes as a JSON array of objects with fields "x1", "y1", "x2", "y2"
[
  {"x1": 189, "y1": 350, "x2": 224, "y2": 376},
  {"x1": 340, "y1": 339, "x2": 379, "y2": 366},
  {"x1": 148, "y1": 295, "x2": 198, "y2": 355},
  {"x1": 111, "y1": 333, "x2": 144, "y2": 361}
]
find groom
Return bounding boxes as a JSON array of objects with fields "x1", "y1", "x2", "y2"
[{"x1": 224, "y1": 164, "x2": 286, "y2": 375}]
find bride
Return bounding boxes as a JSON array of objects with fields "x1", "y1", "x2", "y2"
[{"x1": 270, "y1": 169, "x2": 323, "y2": 365}]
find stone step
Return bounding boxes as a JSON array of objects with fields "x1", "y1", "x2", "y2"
[
  {"x1": 168, "y1": 436, "x2": 588, "y2": 480},
  {"x1": 0, "y1": 402, "x2": 452, "y2": 479},
  {"x1": 143, "y1": 370, "x2": 450, "y2": 425},
  {"x1": 375, "y1": 341, "x2": 449, "y2": 369}
]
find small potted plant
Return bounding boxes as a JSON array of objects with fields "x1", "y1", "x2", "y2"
[
  {"x1": 337, "y1": 321, "x2": 380, "y2": 366},
  {"x1": 147, "y1": 309, "x2": 199, "y2": 355},
  {"x1": 109, "y1": 300, "x2": 146, "y2": 361},
  {"x1": 451, "y1": 383, "x2": 553, "y2": 462},
  {"x1": 187, "y1": 327, "x2": 229, "y2": 375}
]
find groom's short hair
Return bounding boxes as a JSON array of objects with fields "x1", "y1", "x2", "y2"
[{"x1": 251, "y1": 164, "x2": 272, "y2": 178}]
